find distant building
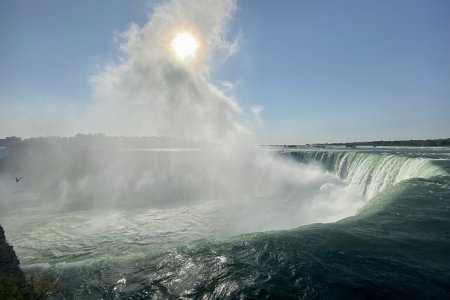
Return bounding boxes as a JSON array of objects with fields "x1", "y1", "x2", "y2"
[{"x1": 0, "y1": 136, "x2": 22, "y2": 147}]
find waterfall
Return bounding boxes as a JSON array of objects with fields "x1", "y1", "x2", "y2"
[{"x1": 286, "y1": 150, "x2": 447, "y2": 199}]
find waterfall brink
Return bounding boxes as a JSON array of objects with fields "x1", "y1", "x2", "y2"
[{"x1": 286, "y1": 150, "x2": 447, "y2": 199}]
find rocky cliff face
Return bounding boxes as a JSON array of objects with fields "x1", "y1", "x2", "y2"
[
  {"x1": 0, "y1": 224, "x2": 32, "y2": 299},
  {"x1": 0, "y1": 225, "x2": 21, "y2": 275}
]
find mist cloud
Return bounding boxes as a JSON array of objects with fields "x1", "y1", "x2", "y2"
[
  {"x1": 86, "y1": 0, "x2": 244, "y2": 142},
  {"x1": 0, "y1": 0, "x2": 366, "y2": 235},
  {"x1": 250, "y1": 105, "x2": 264, "y2": 122},
  {"x1": 1, "y1": 0, "x2": 244, "y2": 141}
]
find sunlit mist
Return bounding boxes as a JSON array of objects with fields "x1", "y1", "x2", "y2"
[{"x1": 171, "y1": 31, "x2": 199, "y2": 62}]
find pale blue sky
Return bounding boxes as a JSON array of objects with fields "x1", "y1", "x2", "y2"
[{"x1": 1, "y1": 0, "x2": 449, "y2": 143}]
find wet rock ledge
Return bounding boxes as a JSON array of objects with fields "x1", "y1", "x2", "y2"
[{"x1": 0, "y1": 224, "x2": 32, "y2": 299}]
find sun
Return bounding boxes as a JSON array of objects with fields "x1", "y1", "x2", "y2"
[{"x1": 171, "y1": 32, "x2": 199, "y2": 62}]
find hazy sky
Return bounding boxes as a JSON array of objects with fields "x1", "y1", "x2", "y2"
[{"x1": 1, "y1": 0, "x2": 449, "y2": 144}]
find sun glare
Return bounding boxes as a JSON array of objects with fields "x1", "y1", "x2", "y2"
[{"x1": 171, "y1": 32, "x2": 199, "y2": 62}]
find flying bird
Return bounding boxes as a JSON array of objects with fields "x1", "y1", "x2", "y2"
[{"x1": 15, "y1": 177, "x2": 23, "y2": 183}]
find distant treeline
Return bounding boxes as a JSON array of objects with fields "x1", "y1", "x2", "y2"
[
  {"x1": 322, "y1": 138, "x2": 450, "y2": 147},
  {"x1": 0, "y1": 134, "x2": 209, "y2": 149}
]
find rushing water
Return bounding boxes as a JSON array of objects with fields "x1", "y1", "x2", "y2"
[{"x1": 1, "y1": 146, "x2": 450, "y2": 298}]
